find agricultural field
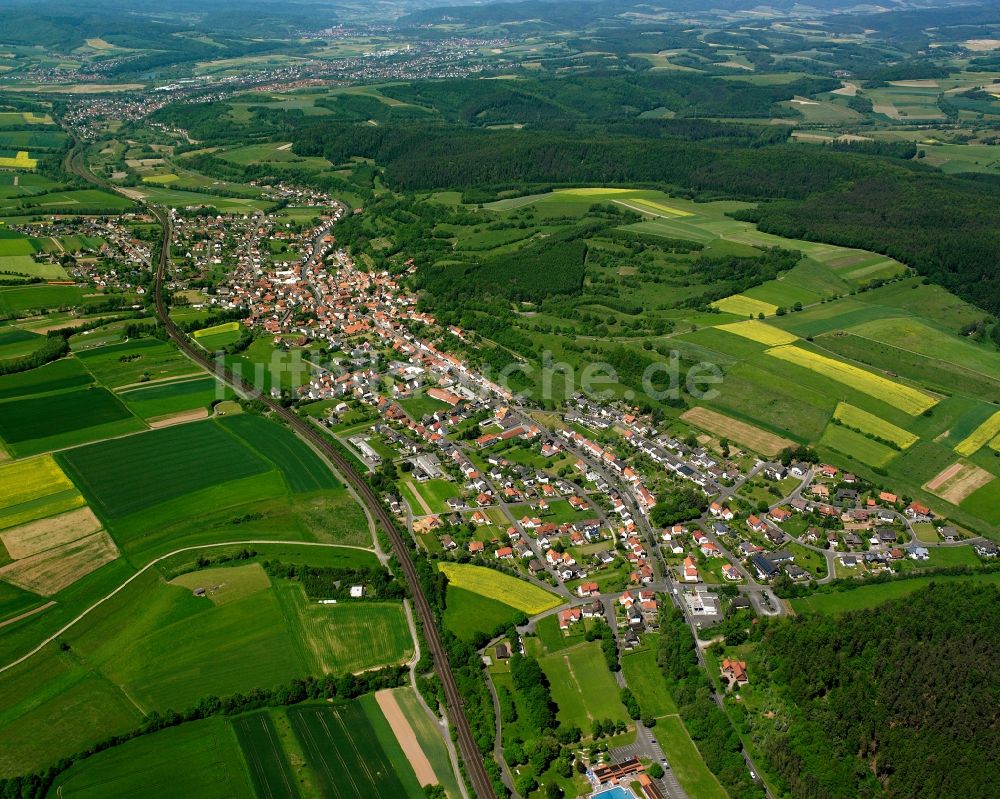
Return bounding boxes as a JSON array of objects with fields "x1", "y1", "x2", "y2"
[
  {"x1": 0, "y1": 454, "x2": 84, "y2": 530},
  {"x1": 953, "y1": 411, "x2": 1000, "y2": 457},
  {"x1": 388, "y1": 687, "x2": 463, "y2": 798},
  {"x1": 194, "y1": 320, "x2": 243, "y2": 350},
  {"x1": 443, "y1": 585, "x2": 522, "y2": 641},
  {"x1": 50, "y1": 717, "x2": 255, "y2": 799},
  {"x1": 232, "y1": 711, "x2": 300, "y2": 799},
  {"x1": 764, "y1": 344, "x2": 938, "y2": 416},
  {"x1": 716, "y1": 320, "x2": 797, "y2": 346},
  {"x1": 790, "y1": 572, "x2": 1000, "y2": 615},
  {"x1": 75, "y1": 338, "x2": 200, "y2": 388},
  {"x1": 923, "y1": 461, "x2": 996, "y2": 505},
  {"x1": 819, "y1": 424, "x2": 899, "y2": 469},
  {"x1": 287, "y1": 701, "x2": 424, "y2": 799},
  {"x1": 833, "y1": 402, "x2": 918, "y2": 449},
  {"x1": 0, "y1": 385, "x2": 144, "y2": 456},
  {"x1": 119, "y1": 376, "x2": 228, "y2": 421},
  {"x1": 437, "y1": 562, "x2": 561, "y2": 615},
  {"x1": 680, "y1": 407, "x2": 794, "y2": 456},
  {"x1": 0, "y1": 284, "x2": 82, "y2": 314}
]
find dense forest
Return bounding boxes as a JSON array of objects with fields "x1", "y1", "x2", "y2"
[{"x1": 758, "y1": 582, "x2": 1000, "y2": 799}]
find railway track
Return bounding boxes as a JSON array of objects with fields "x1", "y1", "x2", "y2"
[{"x1": 65, "y1": 145, "x2": 497, "y2": 799}]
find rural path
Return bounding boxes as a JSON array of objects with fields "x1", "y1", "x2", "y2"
[{"x1": 0, "y1": 540, "x2": 376, "y2": 676}]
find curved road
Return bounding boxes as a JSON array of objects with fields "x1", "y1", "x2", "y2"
[{"x1": 65, "y1": 145, "x2": 497, "y2": 799}]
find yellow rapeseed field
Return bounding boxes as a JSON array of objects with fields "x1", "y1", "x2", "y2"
[
  {"x1": 765, "y1": 345, "x2": 938, "y2": 416},
  {"x1": 438, "y1": 562, "x2": 561, "y2": 615},
  {"x1": 834, "y1": 402, "x2": 918, "y2": 449},
  {"x1": 955, "y1": 411, "x2": 1000, "y2": 457},
  {"x1": 717, "y1": 320, "x2": 798, "y2": 346}
]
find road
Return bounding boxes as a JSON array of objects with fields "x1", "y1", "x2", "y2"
[{"x1": 65, "y1": 144, "x2": 498, "y2": 799}]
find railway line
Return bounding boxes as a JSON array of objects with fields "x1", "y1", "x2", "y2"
[{"x1": 65, "y1": 145, "x2": 497, "y2": 799}]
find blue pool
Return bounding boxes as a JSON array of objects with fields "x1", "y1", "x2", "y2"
[{"x1": 591, "y1": 787, "x2": 635, "y2": 799}]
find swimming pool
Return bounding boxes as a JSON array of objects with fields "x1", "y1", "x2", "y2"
[{"x1": 591, "y1": 787, "x2": 635, "y2": 799}]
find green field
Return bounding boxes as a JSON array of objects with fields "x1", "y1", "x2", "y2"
[
  {"x1": 57, "y1": 420, "x2": 272, "y2": 518},
  {"x1": 621, "y1": 647, "x2": 679, "y2": 718},
  {"x1": 444, "y1": 585, "x2": 522, "y2": 641},
  {"x1": 539, "y1": 641, "x2": 630, "y2": 730},
  {"x1": 0, "y1": 357, "x2": 92, "y2": 399},
  {"x1": 833, "y1": 402, "x2": 918, "y2": 449},
  {"x1": 0, "y1": 385, "x2": 144, "y2": 456},
  {"x1": 232, "y1": 711, "x2": 300, "y2": 799},
  {"x1": 219, "y1": 414, "x2": 340, "y2": 493},
  {"x1": 392, "y1": 687, "x2": 463, "y2": 799},
  {"x1": 75, "y1": 338, "x2": 199, "y2": 388},
  {"x1": 287, "y1": 702, "x2": 423, "y2": 799},
  {"x1": 0, "y1": 284, "x2": 82, "y2": 314},
  {"x1": 819, "y1": 424, "x2": 899, "y2": 468},
  {"x1": 656, "y1": 715, "x2": 730, "y2": 799},
  {"x1": 51, "y1": 717, "x2": 254, "y2": 799},
  {"x1": 119, "y1": 376, "x2": 228, "y2": 420}
]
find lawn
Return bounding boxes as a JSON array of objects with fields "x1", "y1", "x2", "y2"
[
  {"x1": 656, "y1": 715, "x2": 730, "y2": 799},
  {"x1": 790, "y1": 571, "x2": 1000, "y2": 615},
  {"x1": 621, "y1": 647, "x2": 679, "y2": 718},
  {"x1": 399, "y1": 392, "x2": 450, "y2": 419},
  {"x1": 57, "y1": 420, "x2": 273, "y2": 518},
  {"x1": 0, "y1": 385, "x2": 144, "y2": 456},
  {"x1": 287, "y1": 702, "x2": 424, "y2": 799},
  {"x1": 51, "y1": 717, "x2": 254, "y2": 799},
  {"x1": 444, "y1": 585, "x2": 522, "y2": 641},
  {"x1": 541, "y1": 641, "x2": 630, "y2": 730},
  {"x1": 438, "y1": 562, "x2": 561, "y2": 615},
  {"x1": 400, "y1": 478, "x2": 460, "y2": 515}
]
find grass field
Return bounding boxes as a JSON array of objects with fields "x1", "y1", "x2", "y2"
[
  {"x1": 681, "y1": 406, "x2": 794, "y2": 456},
  {"x1": 621, "y1": 647, "x2": 679, "y2": 718},
  {"x1": 819, "y1": 424, "x2": 899, "y2": 468},
  {"x1": 232, "y1": 711, "x2": 300, "y2": 799},
  {"x1": 443, "y1": 585, "x2": 522, "y2": 641},
  {"x1": 194, "y1": 321, "x2": 243, "y2": 350},
  {"x1": 656, "y1": 715, "x2": 729, "y2": 799},
  {"x1": 57, "y1": 420, "x2": 272, "y2": 518},
  {"x1": 833, "y1": 402, "x2": 918, "y2": 449},
  {"x1": 961, "y1": 479, "x2": 1000, "y2": 525},
  {"x1": 0, "y1": 284, "x2": 81, "y2": 314},
  {"x1": 954, "y1": 411, "x2": 1000, "y2": 457},
  {"x1": 52, "y1": 717, "x2": 255, "y2": 799},
  {"x1": 790, "y1": 571, "x2": 1000, "y2": 615},
  {"x1": 437, "y1": 562, "x2": 561, "y2": 615},
  {"x1": 540, "y1": 641, "x2": 630, "y2": 730},
  {"x1": 288, "y1": 702, "x2": 423, "y2": 799},
  {"x1": 765, "y1": 344, "x2": 937, "y2": 415}
]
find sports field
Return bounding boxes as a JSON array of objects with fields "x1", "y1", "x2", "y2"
[
  {"x1": 833, "y1": 402, "x2": 917, "y2": 449},
  {"x1": 52, "y1": 717, "x2": 255, "y2": 799},
  {"x1": 438, "y1": 562, "x2": 561, "y2": 615},
  {"x1": 681, "y1": 406, "x2": 794, "y2": 456},
  {"x1": 765, "y1": 344, "x2": 937, "y2": 415},
  {"x1": 288, "y1": 702, "x2": 423, "y2": 799},
  {"x1": 540, "y1": 641, "x2": 630, "y2": 730}
]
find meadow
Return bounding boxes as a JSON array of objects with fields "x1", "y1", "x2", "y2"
[
  {"x1": 656, "y1": 715, "x2": 730, "y2": 799},
  {"x1": 75, "y1": 338, "x2": 200, "y2": 388},
  {"x1": 790, "y1": 572, "x2": 1000, "y2": 615},
  {"x1": 0, "y1": 284, "x2": 82, "y2": 314},
  {"x1": 621, "y1": 647, "x2": 679, "y2": 718},
  {"x1": 194, "y1": 320, "x2": 243, "y2": 350},
  {"x1": 819, "y1": 424, "x2": 899, "y2": 469},
  {"x1": 437, "y1": 562, "x2": 561, "y2": 615}
]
